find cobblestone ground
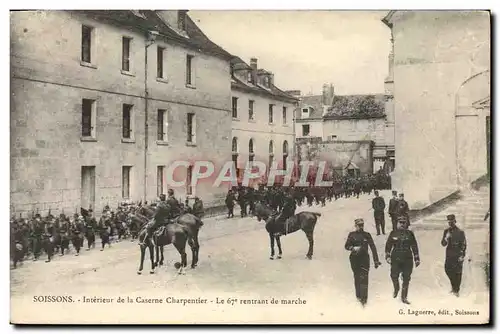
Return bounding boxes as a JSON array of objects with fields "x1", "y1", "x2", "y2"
[{"x1": 10, "y1": 191, "x2": 490, "y2": 324}]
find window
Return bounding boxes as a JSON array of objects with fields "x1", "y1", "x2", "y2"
[
  {"x1": 81, "y1": 25, "x2": 92, "y2": 63},
  {"x1": 248, "y1": 100, "x2": 255, "y2": 120},
  {"x1": 157, "y1": 166, "x2": 165, "y2": 197},
  {"x1": 247, "y1": 72, "x2": 253, "y2": 83},
  {"x1": 268, "y1": 104, "x2": 274, "y2": 124},
  {"x1": 249, "y1": 139, "x2": 254, "y2": 162},
  {"x1": 232, "y1": 137, "x2": 238, "y2": 153},
  {"x1": 157, "y1": 109, "x2": 168, "y2": 141},
  {"x1": 178, "y1": 11, "x2": 187, "y2": 31},
  {"x1": 283, "y1": 141, "x2": 289, "y2": 171},
  {"x1": 186, "y1": 55, "x2": 194, "y2": 86},
  {"x1": 122, "y1": 37, "x2": 131, "y2": 71},
  {"x1": 122, "y1": 166, "x2": 131, "y2": 199},
  {"x1": 187, "y1": 113, "x2": 196, "y2": 143},
  {"x1": 282, "y1": 106, "x2": 287, "y2": 124},
  {"x1": 232, "y1": 97, "x2": 238, "y2": 118},
  {"x1": 268, "y1": 140, "x2": 275, "y2": 174},
  {"x1": 157, "y1": 47, "x2": 164, "y2": 79},
  {"x1": 186, "y1": 165, "x2": 193, "y2": 195},
  {"x1": 122, "y1": 104, "x2": 133, "y2": 139},
  {"x1": 302, "y1": 124, "x2": 310, "y2": 136},
  {"x1": 302, "y1": 108, "x2": 309, "y2": 118},
  {"x1": 81, "y1": 99, "x2": 95, "y2": 137},
  {"x1": 330, "y1": 135, "x2": 338, "y2": 141},
  {"x1": 264, "y1": 76, "x2": 270, "y2": 87}
]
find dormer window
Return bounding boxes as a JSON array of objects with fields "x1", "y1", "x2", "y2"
[
  {"x1": 264, "y1": 76, "x2": 270, "y2": 87},
  {"x1": 178, "y1": 11, "x2": 187, "y2": 31},
  {"x1": 302, "y1": 107, "x2": 310, "y2": 118},
  {"x1": 247, "y1": 71, "x2": 253, "y2": 83}
]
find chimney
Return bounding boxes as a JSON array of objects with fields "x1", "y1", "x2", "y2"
[
  {"x1": 250, "y1": 57, "x2": 258, "y2": 84},
  {"x1": 322, "y1": 83, "x2": 335, "y2": 106},
  {"x1": 268, "y1": 72, "x2": 274, "y2": 87}
]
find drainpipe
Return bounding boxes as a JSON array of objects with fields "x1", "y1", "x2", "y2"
[{"x1": 144, "y1": 31, "x2": 158, "y2": 202}]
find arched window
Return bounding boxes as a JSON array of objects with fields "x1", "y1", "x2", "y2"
[
  {"x1": 232, "y1": 137, "x2": 238, "y2": 153},
  {"x1": 249, "y1": 139, "x2": 255, "y2": 162},
  {"x1": 283, "y1": 141, "x2": 289, "y2": 171},
  {"x1": 283, "y1": 141, "x2": 289, "y2": 156},
  {"x1": 269, "y1": 140, "x2": 274, "y2": 155}
]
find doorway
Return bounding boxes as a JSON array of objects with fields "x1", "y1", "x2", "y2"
[{"x1": 81, "y1": 166, "x2": 96, "y2": 211}]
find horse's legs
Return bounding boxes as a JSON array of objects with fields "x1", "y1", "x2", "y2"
[
  {"x1": 188, "y1": 238, "x2": 196, "y2": 269},
  {"x1": 269, "y1": 233, "x2": 275, "y2": 260},
  {"x1": 275, "y1": 236, "x2": 283, "y2": 259},
  {"x1": 191, "y1": 232, "x2": 200, "y2": 268},
  {"x1": 174, "y1": 240, "x2": 187, "y2": 275},
  {"x1": 137, "y1": 245, "x2": 145, "y2": 274},
  {"x1": 305, "y1": 230, "x2": 314, "y2": 260},
  {"x1": 148, "y1": 244, "x2": 155, "y2": 274},
  {"x1": 159, "y1": 246, "x2": 165, "y2": 266}
]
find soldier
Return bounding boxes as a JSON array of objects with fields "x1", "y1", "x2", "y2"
[
  {"x1": 192, "y1": 196, "x2": 204, "y2": 219},
  {"x1": 166, "y1": 189, "x2": 181, "y2": 219},
  {"x1": 273, "y1": 191, "x2": 297, "y2": 236},
  {"x1": 385, "y1": 217, "x2": 420, "y2": 304},
  {"x1": 372, "y1": 190, "x2": 386, "y2": 235},
  {"x1": 237, "y1": 186, "x2": 247, "y2": 217},
  {"x1": 225, "y1": 189, "x2": 236, "y2": 218},
  {"x1": 396, "y1": 193, "x2": 410, "y2": 226},
  {"x1": 344, "y1": 218, "x2": 381, "y2": 306},
  {"x1": 388, "y1": 190, "x2": 399, "y2": 231},
  {"x1": 441, "y1": 214, "x2": 467, "y2": 297},
  {"x1": 31, "y1": 214, "x2": 43, "y2": 261}
]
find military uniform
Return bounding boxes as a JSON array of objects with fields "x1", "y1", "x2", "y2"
[
  {"x1": 274, "y1": 194, "x2": 296, "y2": 235},
  {"x1": 441, "y1": 215, "x2": 467, "y2": 295},
  {"x1": 225, "y1": 191, "x2": 236, "y2": 218},
  {"x1": 344, "y1": 219, "x2": 380, "y2": 306},
  {"x1": 388, "y1": 194, "x2": 399, "y2": 231},
  {"x1": 372, "y1": 194, "x2": 386, "y2": 235},
  {"x1": 192, "y1": 198, "x2": 204, "y2": 218},
  {"x1": 385, "y1": 224, "x2": 420, "y2": 303}
]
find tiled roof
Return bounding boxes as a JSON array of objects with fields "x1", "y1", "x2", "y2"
[
  {"x1": 75, "y1": 10, "x2": 232, "y2": 60},
  {"x1": 231, "y1": 75, "x2": 298, "y2": 103},
  {"x1": 298, "y1": 95, "x2": 324, "y2": 120},
  {"x1": 323, "y1": 94, "x2": 386, "y2": 120}
]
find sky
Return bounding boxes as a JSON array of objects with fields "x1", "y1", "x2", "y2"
[{"x1": 189, "y1": 10, "x2": 392, "y2": 96}]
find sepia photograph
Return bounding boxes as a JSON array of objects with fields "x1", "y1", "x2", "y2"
[{"x1": 8, "y1": 7, "x2": 491, "y2": 325}]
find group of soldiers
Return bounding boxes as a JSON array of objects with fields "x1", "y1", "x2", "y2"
[
  {"x1": 346, "y1": 190, "x2": 468, "y2": 306},
  {"x1": 224, "y1": 174, "x2": 390, "y2": 219},
  {"x1": 10, "y1": 189, "x2": 205, "y2": 269}
]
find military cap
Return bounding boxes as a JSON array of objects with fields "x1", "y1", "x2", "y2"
[
  {"x1": 446, "y1": 214, "x2": 456, "y2": 221},
  {"x1": 354, "y1": 218, "x2": 364, "y2": 225},
  {"x1": 392, "y1": 190, "x2": 397, "y2": 195}
]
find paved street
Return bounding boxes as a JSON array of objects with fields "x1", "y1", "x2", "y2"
[{"x1": 10, "y1": 191, "x2": 489, "y2": 324}]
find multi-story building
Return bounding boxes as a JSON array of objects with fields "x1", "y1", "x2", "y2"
[
  {"x1": 10, "y1": 10, "x2": 233, "y2": 216},
  {"x1": 294, "y1": 83, "x2": 392, "y2": 175},
  {"x1": 382, "y1": 10, "x2": 490, "y2": 209},
  {"x1": 230, "y1": 57, "x2": 298, "y2": 182}
]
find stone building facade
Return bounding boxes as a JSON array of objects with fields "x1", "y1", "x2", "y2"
[
  {"x1": 230, "y1": 57, "x2": 298, "y2": 183},
  {"x1": 382, "y1": 11, "x2": 490, "y2": 209},
  {"x1": 10, "y1": 10, "x2": 233, "y2": 216}
]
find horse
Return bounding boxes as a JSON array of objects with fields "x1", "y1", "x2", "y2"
[
  {"x1": 137, "y1": 206, "x2": 203, "y2": 275},
  {"x1": 254, "y1": 201, "x2": 321, "y2": 260}
]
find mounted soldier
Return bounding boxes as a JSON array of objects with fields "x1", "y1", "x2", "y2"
[{"x1": 192, "y1": 196, "x2": 204, "y2": 219}]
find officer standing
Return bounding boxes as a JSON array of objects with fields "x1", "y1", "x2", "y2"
[
  {"x1": 388, "y1": 190, "x2": 399, "y2": 231},
  {"x1": 385, "y1": 217, "x2": 420, "y2": 304},
  {"x1": 441, "y1": 214, "x2": 467, "y2": 297},
  {"x1": 344, "y1": 218, "x2": 381, "y2": 307},
  {"x1": 372, "y1": 190, "x2": 386, "y2": 235},
  {"x1": 396, "y1": 193, "x2": 410, "y2": 226}
]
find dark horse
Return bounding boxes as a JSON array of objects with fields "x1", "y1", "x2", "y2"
[
  {"x1": 137, "y1": 205, "x2": 203, "y2": 275},
  {"x1": 254, "y1": 201, "x2": 321, "y2": 260}
]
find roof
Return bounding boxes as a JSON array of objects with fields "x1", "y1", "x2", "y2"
[
  {"x1": 299, "y1": 95, "x2": 324, "y2": 120},
  {"x1": 323, "y1": 94, "x2": 386, "y2": 120},
  {"x1": 75, "y1": 10, "x2": 232, "y2": 60},
  {"x1": 231, "y1": 74, "x2": 298, "y2": 103},
  {"x1": 230, "y1": 56, "x2": 252, "y2": 70}
]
